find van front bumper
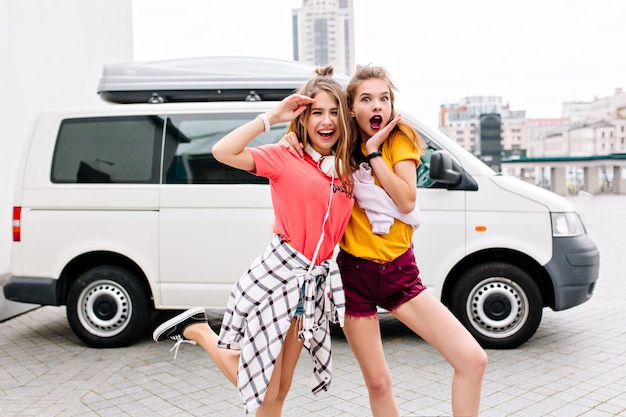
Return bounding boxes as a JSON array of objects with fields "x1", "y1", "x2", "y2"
[
  {"x1": 545, "y1": 234, "x2": 600, "y2": 311},
  {"x1": 3, "y1": 276, "x2": 60, "y2": 306}
]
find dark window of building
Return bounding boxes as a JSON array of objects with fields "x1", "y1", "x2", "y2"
[
  {"x1": 314, "y1": 18, "x2": 328, "y2": 66},
  {"x1": 344, "y1": 20, "x2": 351, "y2": 73},
  {"x1": 292, "y1": 14, "x2": 299, "y2": 61}
]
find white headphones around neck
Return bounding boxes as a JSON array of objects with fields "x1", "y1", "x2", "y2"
[
  {"x1": 303, "y1": 144, "x2": 336, "y2": 265},
  {"x1": 304, "y1": 144, "x2": 337, "y2": 177}
]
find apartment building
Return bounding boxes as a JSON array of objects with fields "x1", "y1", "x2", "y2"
[
  {"x1": 439, "y1": 96, "x2": 527, "y2": 159},
  {"x1": 526, "y1": 118, "x2": 569, "y2": 157},
  {"x1": 439, "y1": 88, "x2": 626, "y2": 163},
  {"x1": 291, "y1": 0, "x2": 355, "y2": 75},
  {"x1": 528, "y1": 88, "x2": 626, "y2": 158}
]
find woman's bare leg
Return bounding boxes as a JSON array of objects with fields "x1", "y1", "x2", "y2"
[
  {"x1": 343, "y1": 315, "x2": 400, "y2": 417},
  {"x1": 181, "y1": 316, "x2": 304, "y2": 417},
  {"x1": 183, "y1": 323, "x2": 240, "y2": 386},
  {"x1": 255, "y1": 318, "x2": 305, "y2": 417},
  {"x1": 393, "y1": 290, "x2": 487, "y2": 417}
]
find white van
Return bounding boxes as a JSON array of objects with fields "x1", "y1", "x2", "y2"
[{"x1": 5, "y1": 57, "x2": 599, "y2": 349}]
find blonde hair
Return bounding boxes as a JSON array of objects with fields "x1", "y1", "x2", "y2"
[
  {"x1": 287, "y1": 66, "x2": 356, "y2": 192},
  {"x1": 346, "y1": 64, "x2": 425, "y2": 155}
]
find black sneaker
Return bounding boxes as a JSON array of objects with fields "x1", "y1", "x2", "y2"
[{"x1": 153, "y1": 307, "x2": 208, "y2": 358}]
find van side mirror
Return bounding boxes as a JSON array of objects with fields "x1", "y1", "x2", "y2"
[{"x1": 429, "y1": 150, "x2": 462, "y2": 185}]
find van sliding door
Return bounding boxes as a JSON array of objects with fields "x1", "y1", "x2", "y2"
[{"x1": 158, "y1": 112, "x2": 287, "y2": 308}]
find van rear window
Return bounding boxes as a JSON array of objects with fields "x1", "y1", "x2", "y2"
[
  {"x1": 51, "y1": 113, "x2": 288, "y2": 185},
  {"x1": 52, "y1": 116, "x2": 163, "y2": 184}
]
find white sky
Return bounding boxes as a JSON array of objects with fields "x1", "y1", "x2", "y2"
[{"x1": 132, "y1": 0, "x2": 626, "y2": 125}]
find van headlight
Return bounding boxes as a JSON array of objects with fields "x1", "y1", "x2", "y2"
[{"x1": 551, "y1": 212, "x2": 586, "y2": 237}]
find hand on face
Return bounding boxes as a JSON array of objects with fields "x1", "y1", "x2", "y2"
[{"x1": 365, "y1": 114, "x2": 401, "y2": 154}]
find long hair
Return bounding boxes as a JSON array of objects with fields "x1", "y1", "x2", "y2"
[
  {"x1": 345, "y1": 64, "x2": 425, "y2": 156},
  {"x1": 287, "y1": 66, "x2": 357, "y2": 193}
]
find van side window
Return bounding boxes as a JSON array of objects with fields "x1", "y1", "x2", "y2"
[
  {"x1": 163, "y1": 113, "x2": 288, "y2": 184},
  {"x1": 417, "y1": 146, "x2": 437, "y2": 188},
  {"x1": 52, "y1": 116, "x2": 163, "y2": 183}
]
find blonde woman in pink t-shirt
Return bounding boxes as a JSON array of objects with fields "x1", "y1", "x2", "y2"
[{"x1": 152, "y1": 67, "x2": 397, "y2": 417}]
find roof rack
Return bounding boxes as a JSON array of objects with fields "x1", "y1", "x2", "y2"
[{"x1": 97, "y1": 56, "x2": 346, "y2": 104}]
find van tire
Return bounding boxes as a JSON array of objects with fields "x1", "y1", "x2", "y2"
[
  {"x1": 67, "y1": 265, "x2": 152, "y2": 348},
  {"x1": 450, "y1": 261, "x2": 542, "y2": 349}
]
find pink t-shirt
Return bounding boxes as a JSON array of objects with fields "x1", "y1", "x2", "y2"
[{"x1": 249, "y1": 144, "x2": 353, "y2": 263}]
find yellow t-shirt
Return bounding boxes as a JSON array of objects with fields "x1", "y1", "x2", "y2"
[{"x1": 339, "y1": 125, "x2": 421, "y2": 263}]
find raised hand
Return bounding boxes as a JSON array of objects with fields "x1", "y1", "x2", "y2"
[
  {"x1": 268, "y1": 94, "x2": 316, "y2": 125},
  {"x1": 365, "y1": 114, "x2": 401, "y2": 154}
]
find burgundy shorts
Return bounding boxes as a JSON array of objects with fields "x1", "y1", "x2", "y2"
[{"x1": 337, "y1": 247, "x2": 426, "y2": 317}]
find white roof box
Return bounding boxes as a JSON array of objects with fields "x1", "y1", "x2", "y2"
[{"x1": 97, "y1": 56, "x2": 346, "y2": 104}]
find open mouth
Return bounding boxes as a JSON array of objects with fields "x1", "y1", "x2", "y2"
[
  {"x1": 370, "y1": 115, "x2": 383, "y2": 130},
  {"x1": 318, "y1": 129, "x2": 335, "y2": 139}
]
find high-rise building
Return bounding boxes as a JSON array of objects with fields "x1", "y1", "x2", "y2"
[{"x1": 292, "y1": 0, "x2": 355, "y2": 75}]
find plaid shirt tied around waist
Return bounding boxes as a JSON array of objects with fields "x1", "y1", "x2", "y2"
[{"x1": 217, "y1": 235, "x2": 346, "y2": 414}]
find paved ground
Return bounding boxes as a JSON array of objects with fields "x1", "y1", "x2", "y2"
[
  {"x1": 1, "y1": 194, "x2": 625, "y2": 416},
  {"x1": 0, "y1": 273, "x2": 36, "y2": 322}
]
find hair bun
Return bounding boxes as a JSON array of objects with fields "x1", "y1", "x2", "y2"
[{"x1": 316, "y1": 65, "x2": 334, "y2": 78}]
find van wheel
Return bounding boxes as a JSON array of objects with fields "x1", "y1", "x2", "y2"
[
  {"x1": 67, "y1": 265, "x2": 152, "y2": 348},
  {"x1": 449, "y1": 262, "x2": 542, "y2": 349}
]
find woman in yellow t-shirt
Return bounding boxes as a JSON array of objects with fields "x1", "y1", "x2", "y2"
[{"x1": 339, "y1": 65, "x2": 487, "y2": 417}]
